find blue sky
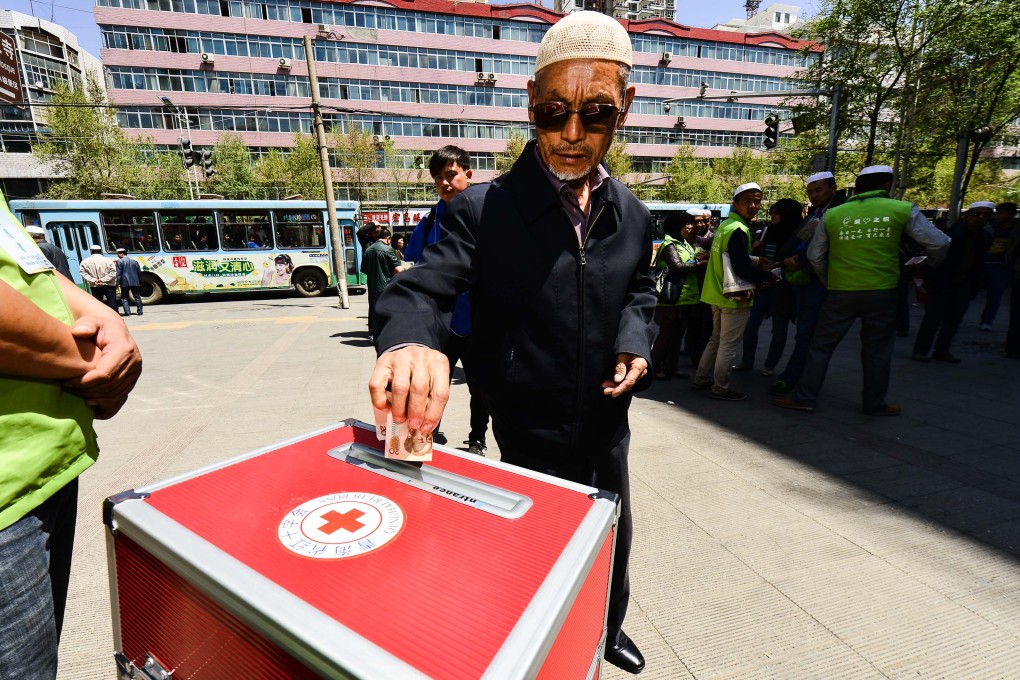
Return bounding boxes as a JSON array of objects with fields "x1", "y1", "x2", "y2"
[{"x1": 7, "y1": 0, "x2": 761, "y2": 58}]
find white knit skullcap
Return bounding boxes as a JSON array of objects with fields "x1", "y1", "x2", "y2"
[
  {"x1": 806, "y1": 171, "x2": 834, "y2": 183},
  {"x1": 535, "y1": 11, "x2": 632, "y2": 75},
  {"x1": 733, "y1": 182, "x2": 762, "y2": 199},
  {"x1": 859, "y1": 165, "x2": 893, "y2": 176},
  {"x1": 686, "y1": 208, "x2": 701, "y2": 216},
  {"x1": 26, "y1": 225, "x2": 44, "y2": 235},
  {"x1": 968, "y1": 200, "x2": 995, "y2": 210}
]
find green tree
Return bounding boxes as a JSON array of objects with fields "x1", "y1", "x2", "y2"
[
  {"x1": 140, "y1": 149, "x2": 192, "y2": 200},
  {"x1": 33, "y1": 73, "x2": 144, "y2": 198},
  {"x1": 255, "y1": 149, "x2": 289, "y2": 200},
  {"x1": 712, "y1": 146, "x2": 773, "y2": 197},
  {"x1": 660, "y1": 146, "x2": 721, "y2": 202},
  {"x1": 603, "y1": 138, "x2": 633, "y2": 179},
  {"x1": 284, "y1": 134, "x2": 327, "y2": 200},
  {"x1": 495, "y1": 131, "x2": 529, "y2": 175},
  {"x1": 332, "y1": 121, "x2": 380, "y2": 204},
  {"x1": 205, "y1": 133, "x2": 258, "y2": 199}
]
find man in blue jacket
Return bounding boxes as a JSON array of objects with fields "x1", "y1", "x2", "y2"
[
  {"x1": 404, "y1": 146, "x2": 489, "y2": 453},
  {"x1": 115, "y1": 248, "x2": 143, "y2": 316},
  {"x1": 369, "y1": 12, "x2": 656, "y2": 673}
]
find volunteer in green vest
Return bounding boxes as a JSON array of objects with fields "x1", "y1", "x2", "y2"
[
  {"x1": 0, "y1": 193, "x2": 142, "y2": 680},
  {"x1": 693, "y1": 182, "x2": 772, "y2": 401},
  {"x1": 651, "y1": 211, "x2": 707, "y2": 379},
  {"x1": 774, "y1": 165, "x2": 949, "y2": 416}
]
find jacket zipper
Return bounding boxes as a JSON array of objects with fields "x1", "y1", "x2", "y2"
[{"x1": 570, "y1": 204, "x2": 605, "y2": 454}]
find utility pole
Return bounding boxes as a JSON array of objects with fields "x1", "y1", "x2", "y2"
[
  {"x1": 162, "y1": 96, "x2": 199, "y2": 199},
  {"x1": 303, "y1": 33, "x2": 350, "y2": 310},
  {"x1": 947, "y1": 124, "x2": 969, "y2": 225},
  {"x1": 825, "y1": 84, "x2": 841, "y2": 175}
]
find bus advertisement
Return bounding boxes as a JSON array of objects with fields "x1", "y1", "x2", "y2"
[{"x1": 9, "y1": 199, "x2": 365, "y2": 305}]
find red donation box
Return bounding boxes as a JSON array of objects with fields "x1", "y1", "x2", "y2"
[{"x1": 104, "y1": 420, "x2": 619, "y2": 679}]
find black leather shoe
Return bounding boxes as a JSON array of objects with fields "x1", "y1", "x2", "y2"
[{"x1": 604, "y1": 631, "x2": 644, "y2": 674}]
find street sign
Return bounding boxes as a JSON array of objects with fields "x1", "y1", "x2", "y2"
[
  {"x1": 0, "y1": 33, "x2": 23, "y2": 105},
  {"x1": 811, "y1": 152, "x2": 828, "y2": 172}
]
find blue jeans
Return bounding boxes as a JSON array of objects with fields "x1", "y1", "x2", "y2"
[
  {"x1": 980, "y1": 265, "x2": 1011, "y2": 325},
  {"x1": 0, "y1": 479, "x2": 78, "y2": 680},
  {"x1": 120, "y1": 285, "x2": 143, "y2": 315},
  {"x1": 777, "y1": 278, "x2": 826, "y2": 387},
  {"x1": 741, "y1": 286, "x2": 792, "y2": 369}
]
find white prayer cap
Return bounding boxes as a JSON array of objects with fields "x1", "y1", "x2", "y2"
[
  {"x1": 968, "y1": 200, "x2": 995, "y2": 210},
  {"x1": 806, "y1": 171, "x2": 834, "y2": 184},
  {"x1": 686, "y1": 208, "x2": 702, "y2": 216},
  {"x1": 26, "y1": 225, "x2": 44, "y2": 236},
  {"x1": 90, "y1": 244, "x2": 103, "y2": 251},
  {"x1": 700, "y1": 209, "x2": 712, "y2": 216},
  {"x1": 733, "y1": 182, "x2": 762, "y2": 199},
  {"x1": 534, "y1": 11, "x2": 632, "y2": 75},
  {"x1": 858, "y1": 165, "x2": 894, "y2": 176}
]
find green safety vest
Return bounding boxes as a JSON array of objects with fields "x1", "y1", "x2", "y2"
[
  {"x1": 700, "y1": 212, "x2": 754, "y2": 308},
  {"x1": 823, "y1": 190, "x2": 912, "y2": 291},
  {"x1": 0, "y1": 195, "x2": 98, "y2": 531},
  {"x1": 654, "y1": 236, "x2": 702, "y2": 307}
]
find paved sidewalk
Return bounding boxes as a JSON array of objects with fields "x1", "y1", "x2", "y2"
[{"x1": 56, "y1": 292, "x2": 1020, "y2": 678}]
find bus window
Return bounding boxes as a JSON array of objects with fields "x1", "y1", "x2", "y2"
[
  {"x1": 159, "y1": 211, "x2": 217, "y2": 251},
  {"x1": 20, "y1": 210, "x2": 41, "y2": 228},
  {"x1": 50, "y1": 222, "x2": 100, "y2": 251},
  {"x1": 273, "y1": 210, "x2": 324, "y2": 249},
  {"x1": 220, "y1": 210, "x2": 271, "y2": 250},
  {"x1": 100, "y1": 210, "x2": 159, "y2": 252}
]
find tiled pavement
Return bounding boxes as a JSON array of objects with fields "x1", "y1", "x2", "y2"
[{"x1": 57, "y1": 291, "x2": 1019, "y2": 679}]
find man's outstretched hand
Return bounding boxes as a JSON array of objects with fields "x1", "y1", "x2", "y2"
[
  {"x1": 602, "y1": 353, "x2": 648, "y2": 397},
  {"x1": 369, "y1": 345, "x2": 450, "y2": 432}
]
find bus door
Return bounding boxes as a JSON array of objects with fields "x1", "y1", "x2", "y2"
[
  {"x1": 339, "y1": 218, "x2": 363, "y2": 286},
  {"x1": 41, "y1": 213, "x2": 102, "y2": 286}
]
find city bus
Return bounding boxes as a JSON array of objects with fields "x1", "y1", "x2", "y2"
[
  {"x1": 643, "y1": 201, "x2": 732, "y2": 241},
  {"x1": 9, "y1": 199, "x2": 365, "y2": 305}
]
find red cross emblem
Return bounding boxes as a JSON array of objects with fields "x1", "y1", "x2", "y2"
[{"x1": 318, "y1": 508, "x2": 366, "y2": 535}]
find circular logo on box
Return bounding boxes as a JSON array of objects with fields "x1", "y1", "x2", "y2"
[{"x1": 278, "y1": 492, "x2": 404, "y2": 559}]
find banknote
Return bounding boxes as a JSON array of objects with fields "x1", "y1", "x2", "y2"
[{"x1": 384, "y1": 411, "x2": 433, "y2": 462}]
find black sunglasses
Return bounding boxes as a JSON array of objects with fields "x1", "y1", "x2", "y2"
[{"x1": 529, "y1": 102, "x2": 622, "y2": 131}]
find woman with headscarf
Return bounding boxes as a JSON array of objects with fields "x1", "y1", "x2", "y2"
[{"x1": 734, "y1": 198, "x2": 803, "y2": 375}]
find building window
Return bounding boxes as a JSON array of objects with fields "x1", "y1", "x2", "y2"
[
  {"x1": 784, "y1": 13, "x2": 791, "y2": 22},
  {"x1": 774, "y1": 11, "x2": 781, "y2": 22}
]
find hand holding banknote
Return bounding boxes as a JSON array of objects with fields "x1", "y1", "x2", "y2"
[{"x1": 368, "y1": 344, "x2": 449, "y2": 433}]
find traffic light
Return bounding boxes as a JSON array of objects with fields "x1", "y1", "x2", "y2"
[
  {"x1": 202, "y1": 149, "x2": 215, "y2": 178},
  {"x1": 763, "y1": 114, "x2": 780, "y2": 149},
  {"x1": 180, "y1": 139, "x2": 195, "y2": 169}
]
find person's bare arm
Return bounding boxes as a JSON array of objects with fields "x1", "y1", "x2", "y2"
[
  {"x1": 0, "y1": 278, "x2": 100, "y2": 380},
  {"x1": 56, "y1": 274, "x2": 143, "y2": 419}
]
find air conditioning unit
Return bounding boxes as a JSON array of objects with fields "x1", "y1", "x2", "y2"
[
  {"x1": 384, "y1": 135, "x2": 393, "y2": 142},
  {"x1": 476, "y1": 72, "x2": 486, "y2": 81},
  {"x1": 200, "y1": 52, "x2": 215, "y2": 64},
  {"x1": 487, "y1": 73, "x2": 497, "y2": 82},
  {"x1": 317, "y1": 24, "x2": 330, "y2": 34},
  {"x1": 278, "y1": 57, "x2": 292, "y2": 69},
  {"x1": 660, "y1": 51, "x2": 672, "y2": 64}
]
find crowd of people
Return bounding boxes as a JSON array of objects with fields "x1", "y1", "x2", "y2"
[{"x1": 650, "y1": 174, "x2": 1017, "y2": 412}]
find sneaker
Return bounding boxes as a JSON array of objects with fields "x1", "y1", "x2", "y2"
[
  {"x1": 760, "y1": 367, "x2": 774, "y2": 377},
  {"x1": 463, "y1": 440, "x2": 487, "y2": 456},
  {"x1": 768, "y1": 380, "x2": 795, "y2": 396},
  {"x1": 932, "y1": 353, "x2": 961, "y2": 364},
  {"x1": 980, "y1": 323, "x2": 992, "y2": 331},
  {"x1": 912, "y1": 353, "x2": 930, "y2": 362},
  {"x1": 710, "y1": 388, "x2": 747, "y2": 401},
  {"x1": 692, "y1": 378, "x2": 713, "y2": 390},
  {"x1": 773, "y1": 397, "x2": 815, "y2": 412},
  {"x1": 732, "y1": 363, "x2": 752, "y2": 372},
  {"x1": 865, "y1": 404, "x2": 902, "y2": 416},
  {"x1": 432, "y1": 431, "x2": 448, "y2": 445}
]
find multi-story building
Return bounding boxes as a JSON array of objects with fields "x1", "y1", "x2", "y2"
[
  {"x1": 714, "y1": 3, "x2": 803, "y2": 36},
  {"x1": 1, "y1": 11, "x2": 104, "y2": 199},
  {"x1": 555, "y1": 0, "x2": 677, "y2": 23},
  {"x1": 94, "y1": 0, "x2": 818, "y2": 200}
]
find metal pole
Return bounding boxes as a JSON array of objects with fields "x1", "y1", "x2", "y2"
[
  {"x1": 180, "y1": 108, "x2": 200, "y2": 199},
  {"x1": 826, "y1": 84, "x2": 841, "y2": 175},
  {"x1": 948, "y1": 125, "x2": 970, "y2": 225},
  {"x1": 304, "y1": 34, "x2": 350, "y2": 310}
]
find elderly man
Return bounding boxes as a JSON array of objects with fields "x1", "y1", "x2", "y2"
[
  {"x1": 79, "y1": 244, "x2": 117, "y2": 310},
  {"x1": 692, "y1": 183, "x2": 772, "y2": 401},
  {"x1": 775, "y1": 165, "x2": 950, "y2": 415},
  {"x1": 369, "y1": 11, "x2": 655, "y2": 674},
  {"x1": 26, "y1": 225, "x2": 73, "y2": 280}
]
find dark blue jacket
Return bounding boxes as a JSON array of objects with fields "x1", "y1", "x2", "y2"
[
  {"x1": 376, "y1": 141, "x2": 657, "y2": 462},
  {"x1": 116, "y1": 256, "x2": 142, "y2": 287},
  {"x1": 405, "y1": 201, "x2": 471, "y2": 336}
]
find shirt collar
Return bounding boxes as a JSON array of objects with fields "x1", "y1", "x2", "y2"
[{"x1": 534, "y1": 145, "x2": 609, "y2": 200}]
